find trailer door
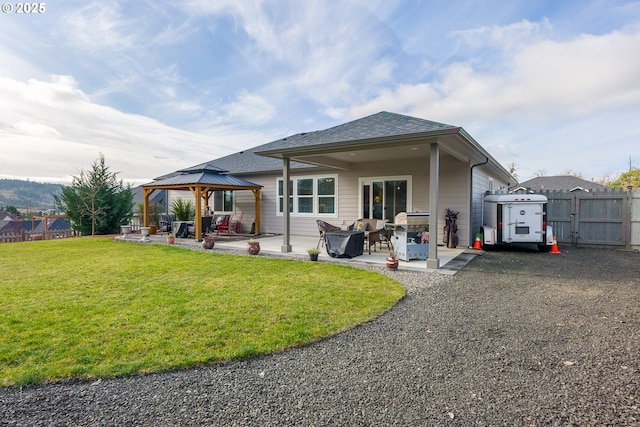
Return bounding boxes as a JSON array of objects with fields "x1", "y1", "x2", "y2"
[{"x1": 503, "y1": 202, "x2": 544, "y2": 243}]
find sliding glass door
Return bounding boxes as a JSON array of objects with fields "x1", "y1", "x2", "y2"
[{"x1": 361, "y1": 178, "x2": 408, "y2": 222}]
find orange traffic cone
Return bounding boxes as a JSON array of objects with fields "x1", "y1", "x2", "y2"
[
  {"x1": 472, "y1": 234, "x2": 482, "y2": 250},
  {"x1": 549, "y1": 236, "x2": 561, "y2": 254}
]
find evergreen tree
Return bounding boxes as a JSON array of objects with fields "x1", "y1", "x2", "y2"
[{"x1": 54, "y1": 154, "x2": 134, "y2": 235}]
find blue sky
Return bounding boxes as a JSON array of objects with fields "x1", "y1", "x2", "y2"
[{"x1": 1, "y1": 0, "x2": 639, "y2": 184}]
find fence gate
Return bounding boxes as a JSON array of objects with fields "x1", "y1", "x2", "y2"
[{"x1": 544, "y1": 190, "x2": 631, "y2": 248}]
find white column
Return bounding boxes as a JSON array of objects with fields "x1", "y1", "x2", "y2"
[
  {"x1": 427, "y1": 142, "x2": 440, "y2": 269},
  {"x1": 281, "y1": 157, "x2": 292, "y2": 252}
]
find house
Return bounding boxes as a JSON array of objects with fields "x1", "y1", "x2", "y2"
[
  {"x1": 148, "y1": 111, "x2": 514, "y2": 268},
  {"x1": 0, "y1": 211, "x2": 18, "y2": 222},
  {"x1": 511, "y1": 176, "x2": 608, "y2": 193}
]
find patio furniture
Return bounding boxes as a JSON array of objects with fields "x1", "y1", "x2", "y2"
[
  {"x1": 316, "y1": 220, "x2": 341, "y2": 249},
  {"x1": 348, "y1": 218, "x2": 390, "y2": 254},
  {"x1": 324, "y1": 230, "x2": 364, "y2": 258},
  {"x1": 216, "y1": 212, "x2": 244, "y2": 235},
  {"x1": 173, "y1": 221, "x2": 193, "y2": 238},
  {"x1": 159, "y1": 213, "x2": 176, "y2": 233},
  {"x1": 209, "y1": 214, "x2": 230, "y2": 234}
]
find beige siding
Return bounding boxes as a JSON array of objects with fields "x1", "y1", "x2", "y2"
[
  {"x1": 438, "y1": 156, "x2": 470, "y2": 247},
  {"x1": 249, "y1": 154, "x2": 476, "y2": 247},
  {"x1": 161, "y1": 152, "x2": 507, "y2": 246}
]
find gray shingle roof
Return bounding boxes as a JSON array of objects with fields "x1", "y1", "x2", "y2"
[
  {"x1": 255, "y1": 111, "x2": 457, "y2": 154},
  {"x1": 513, "y1": 176, "x2": 608, "y2": 192},
  {"x1": 198, "y1": 147, "x2": 314, "y2": 175},
  {"x1": 195, "y1": 111, "x2": 456, "y2": 175}
]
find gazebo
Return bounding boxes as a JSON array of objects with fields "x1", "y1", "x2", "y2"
[{"x1": 141, "y1": 163, "x2": 262, "y2": 240}]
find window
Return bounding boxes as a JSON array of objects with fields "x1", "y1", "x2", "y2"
[
  {"x1": 212, "y1": 190, "x2": 234, "y2": 212},
  {"x1": 278, "y1": 176, "x2": 336, "y2": 215}
]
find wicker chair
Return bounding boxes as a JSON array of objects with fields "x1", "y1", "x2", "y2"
[
  {"x1": 348, "y1": 218, "x2": 391, "y2": 254},
  {"x1": 316, "y1": 220, "x2": 341, "y2": 249}
]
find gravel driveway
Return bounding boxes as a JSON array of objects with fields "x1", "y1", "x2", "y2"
[{"x1": 2, "y1": 246, "x2": 639, "y2": 426}]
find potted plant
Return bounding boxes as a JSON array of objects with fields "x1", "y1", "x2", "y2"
[
  {"x1": 247, "y1": 238, "x2": 260, "y2": 255},
  {"x1": 170, "y1": 199, "x2": 195, "y2": 221},
  {"x1": 385, "y1": 250, "x2": 399, "y2": 270},
  {"x1": 202, "y1": 235, "x2": 215, "y2": 249},
  {"x1": 136, "y1": 202, "x2": 163, "y2": 234},
  {"x1": 121, "y1": 224, "x2": 132, "y2": 237},
  {"x1": 166, "y1": 233, "x2": 175, "y2": 245},
  {"x1": 307, "y1": 247, "x2": 320, "y2": 261}
]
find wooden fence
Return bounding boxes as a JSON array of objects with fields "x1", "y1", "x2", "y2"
[
  {"x1": 529, "y1": 189, "x2": 639, "y2": 250},
  {"x1": 0, "y1": 229, "x2": 75, "y2": 243}
]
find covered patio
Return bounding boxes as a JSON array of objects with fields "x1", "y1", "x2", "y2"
[
  {"x1": 117, "y1": 231, "x2": 476, "y2": 274},
  {"x1": 141, "y1": 163, "x2": 262, "y2": 241}
]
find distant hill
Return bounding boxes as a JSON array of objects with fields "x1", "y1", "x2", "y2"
[{"x1": 0, "y1": 179, "x2": 63, "y2": 211}]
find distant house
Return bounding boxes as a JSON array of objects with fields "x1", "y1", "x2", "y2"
[
  {"x1": 511, "y1": 176, "x2": 608, "y2": 193},
  {"x1": 0, "y1": 211, "x2": 18, "y2": 222}
]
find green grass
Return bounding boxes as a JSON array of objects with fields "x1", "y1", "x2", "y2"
[{"x1": 0, "y1": 238, "x2": 404, "y2": 387}]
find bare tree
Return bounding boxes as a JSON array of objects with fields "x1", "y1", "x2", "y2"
[
  {"x1": 507, "y1": 162, "x2": 519, "y2": 181},
  {"x1": 563, "y1": 169, "x2": 583, "y2": 178}
]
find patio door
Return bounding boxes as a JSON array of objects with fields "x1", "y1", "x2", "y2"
[{"x1": 361, "y1": 178, "x2": 408, "y2": 222}]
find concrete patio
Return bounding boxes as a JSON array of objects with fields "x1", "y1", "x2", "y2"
[{"x1": 119, "y1": 231, "x2": 480, "y2": 274}]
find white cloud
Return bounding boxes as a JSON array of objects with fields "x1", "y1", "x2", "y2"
[
  {"x1": 184, "y1": 0, "x2": 399, "y2": 107},
  {"x1": 348, "y1": 21, "x2": 640, "y2": 124},
  {"x1": 224, "y1": 90, "x2": 276, "y2": 124},
  {"x1": 1, "y1": 2, "x2": 638, "y2": 187},
  {"x1": 0, "y1": 75, "x2": 243, "y2": 184},
  {"x1": 61, "y1": 3, "x2": 138, "y2": 52}
]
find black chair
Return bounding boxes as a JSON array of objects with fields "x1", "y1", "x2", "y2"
[{"x1": 316, "y1": 220, "x2": 341, "y2": 249}]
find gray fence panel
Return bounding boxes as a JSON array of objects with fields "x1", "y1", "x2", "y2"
[
  {"x1": 539, "y1": 189, "x2": 631, "y2": 248},
  {"x1": 575, "y1": 196, "x2": 625, "y2": 246},
  {"x1": 546, "y1": 196, "x2": 573, "y2": 243},
  {"x1": 632, "y1": 193, "x2": 640, "y2": 250}
]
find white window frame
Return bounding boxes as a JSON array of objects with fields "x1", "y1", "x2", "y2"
[
  {"x1": 211, "y1": 190, "x2": 234, "y2": 213},
  {"x1": 277, "y1": 175, "x2": 338, "y2": 217}
]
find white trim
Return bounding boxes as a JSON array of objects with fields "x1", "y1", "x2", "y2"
[{"x1": 276, "y1": 174, "x2": 338, "y2": 217}]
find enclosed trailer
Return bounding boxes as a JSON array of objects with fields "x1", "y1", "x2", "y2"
[{"x1": 481, "y1": 194, "x2": 554, "y2": 250}]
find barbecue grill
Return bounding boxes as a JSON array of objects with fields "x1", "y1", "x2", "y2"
[{"x1": 385, "y1": 212, "x2": 430, "y2": 261}]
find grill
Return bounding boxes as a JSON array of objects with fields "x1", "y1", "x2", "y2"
[{"x1": 386, "y1": 212, "x2": 430, "y2": 261}]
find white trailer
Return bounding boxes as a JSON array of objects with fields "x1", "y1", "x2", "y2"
[{"x1": 480, "y1": 194, "x2": 554, "y2": 250}]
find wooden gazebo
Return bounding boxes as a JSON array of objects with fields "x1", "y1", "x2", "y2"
[{"x1": 141, "y1": 163, "x2": 262, "y2": 240}]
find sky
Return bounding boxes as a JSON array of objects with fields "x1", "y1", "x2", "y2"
[{"x1": 1, "y1": 0, "x2": 639, "y2": 185}]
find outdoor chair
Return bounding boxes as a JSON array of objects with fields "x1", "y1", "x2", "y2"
[
  {"x1": 348, "y1": 218, "x2": 390, "y2": 254},
  {"x1": 316, "y1": 220, "x2": 341, "y2": 249},
  {"x1": 216, "y1": 212, "x2": 244, "y2": 235},
  {"x1": 214, "y1": 215, "x2": 231, "y2": 235},
  {"x1": 209, "y1": 214, "x2": 230, "y2": 233}
]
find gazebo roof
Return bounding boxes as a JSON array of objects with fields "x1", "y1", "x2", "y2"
[
  {"x1": 140, "y1": 162, "x2": 263, "y2": 238},
  {"x1": 143, "y1": 162, "x2": 262, "y2": 190}
]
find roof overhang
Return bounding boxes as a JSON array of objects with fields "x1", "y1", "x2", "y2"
[{"x1": 255, "y1": 127, "x2": 514, "y2": 183}]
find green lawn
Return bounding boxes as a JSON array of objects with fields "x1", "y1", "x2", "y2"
[{"x1": 0, "y1": 238, "x2": 404, "y2": 387}]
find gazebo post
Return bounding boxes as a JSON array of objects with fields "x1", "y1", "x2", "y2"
[
  {"x1": 143, "y1": 188, "x2": 154, "y2": 227},
  {"x1": 194, "y1": 186, "x2": 203, "y2": 241}
]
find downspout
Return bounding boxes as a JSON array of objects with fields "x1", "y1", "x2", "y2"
[{"x1": 469, "y1": 157, "x2": 489, "y2": 247}]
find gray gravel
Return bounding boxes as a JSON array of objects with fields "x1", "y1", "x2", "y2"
[{"x1": 2, "y1": 246, "x2": 639, "y2": 426}]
